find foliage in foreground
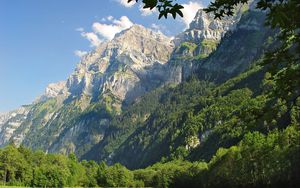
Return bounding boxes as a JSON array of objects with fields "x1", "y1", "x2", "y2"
[{"x1": 0, "y1": 122, "x2": 299, "y2": 187}]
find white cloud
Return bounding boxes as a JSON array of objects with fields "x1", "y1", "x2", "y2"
[
  {"x1": 74, "y1": 50, "x2": 88, "y2": 58},
  {"x1": 181, "y1": 1, "x2": 202, "y2": 28},
  {"x1": 92, "y1": 16, "x2": 133, "y2": 40},
  {"x1": 81, "y1": 32, "x2": 102, "y2": 47},
  {"x1": 117, "y1": 0, "x2": 135, "y2": 7},
  {"x1": 112, "y1": 16, "x2": 133, "y2": 29},
  {"x1": 107, "y1": 15, "x2": 114, "y2": 21},
  {"x1": 76, "y1": 27, "x2": 84, "y2": 32},
  {"x1": 79, "y1": 16, "x2": 134, "y2": 47},
  {"x1": 92, "y1": 23, "x2": 121, "y2": 40}
]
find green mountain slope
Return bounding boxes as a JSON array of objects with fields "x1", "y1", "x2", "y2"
[
  {"x1": 0, "y1": 60, "x2": 298, "y2": 187},
  {"x1": 0, "y1": 3, "x2": 299, "y2": 187},
  {"x1": 83, "y1": 10, "x2": 275, "y2": 169}
]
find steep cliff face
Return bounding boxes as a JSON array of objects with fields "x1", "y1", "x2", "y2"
[
  {"x1": 174, "y1": 9, "x2": 238, "y2": 45},
  {"x1": 0, "y1": 4, "x2": 271, "y2": 168},
  {"x1": 95, "y1": 8, "x2": 273, "y2": 169},
  {"x1": 197, "y1": 10, "x2": 271, "y2": 82},
  {"x1": 35, "y1": 81, "x2": 68, "y2": 103},
  {"x1": 0, "y1": 106, "x2": 31, "y2": 146},
  {"x1": 165, "y1": 5, "x2": 248, "y2": 84},
  {"x1": 0, "y1": 25, "x2": 174, "y2": 157},
  {"x1": 174, "y1": 3, "x2": 249, "y2": 57},
  {"x1": 66, "y1": 24, "x2": 174, "y2": 109},
  {"x1": 166, "y1": 7, "x2": 270, "y2": 85}
]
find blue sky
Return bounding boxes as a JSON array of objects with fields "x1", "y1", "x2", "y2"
[{"x1": 0, "y1": 0, "x2": 210, "y2": 112}]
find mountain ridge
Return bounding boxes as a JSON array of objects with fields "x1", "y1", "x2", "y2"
[{"x1": 0, "y1": 6, "x2": 267, "y2": 168}]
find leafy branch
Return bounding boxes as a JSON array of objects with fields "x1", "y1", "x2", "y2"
[{"x1": 128, "y1": 0, "x2": 184, "y2": 19}]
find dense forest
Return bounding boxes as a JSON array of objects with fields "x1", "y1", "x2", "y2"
[
  {"x1": 0, "y1": 63, "x2": 299, "y2": 187},
  {"x1": 1, "y1": 0, "x2": 299, "y2": 187},
  {"x1": 0, "y1": 123, "x2": 299, "y2": 187}
]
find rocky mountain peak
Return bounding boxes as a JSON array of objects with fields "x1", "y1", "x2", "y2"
[
  {"x1": 64, "y1": 24, "x2": 174, "y2": 107},
  {"x1": 190, "y1": 9, "x2": 236, "y2": 36},
  {"x1": 34, "y1": 81, "x2": 68, "y2": 103},
  {"x1": 0, "y1": 4, "x2": 274, "y2": 165},
  {"x1": 116, "y1": 24, "x2": 172, "y2": 43},
  {"x1": 45, "y1": 81, "x2": 68, "y2": 98},
  {"x1": 174, "y1": 10, "x2": 238, "y2": 45},
  {"x1": 112, "y1": 24, "x2": 174, "y2": 62},
  {"x1": 174, "y1": 3, "x2": 249, "y2": 46}
]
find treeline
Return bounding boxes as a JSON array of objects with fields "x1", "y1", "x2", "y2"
[
  {"x1": 0, "y1": 124, "x2": 299, "y2": 188},
  {"x1": 100, "y1": 64, "x2": 300, "y2": 170},
  {"x1": 1, "y1": 69, "x2": 299, "y2": 187}
]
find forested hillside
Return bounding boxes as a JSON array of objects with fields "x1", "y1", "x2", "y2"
[
  {"x1": 0, "y1": 0, "x2": 299, "y2": 187},
  {"x1": 0, "y1": 65, "x2": 299, "y2": 187}
]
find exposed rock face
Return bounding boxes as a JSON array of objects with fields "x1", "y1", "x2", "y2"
[
  {"x1": 173, "y1": 2, "x2": 250, "y2": 48},
  {"x1": 0, "y1": 5, "x2": 269, "y2": 167},
  {"x1": 45, "y1": 81, "x2": 68, "y2": 98},
  {"x1": 36, "y1": 81, "x2": 68, "y2": 102},
  {"x1": 200, "y1": 10, "x2": 269, "y2": 80},
  {"x1": 174, "y1": 9, "x2": 239, "y2": 46},
  {"x1": 0, "y1": 113, "x2": 9, "y2": 125},
  {"x1": 0, "y1": 8, "x2": 241, "y2": 153},
  {"x1": 165, "y1": 7, "x2": 246, "y2": 85},
  {"x1": 0, "y1": 25, "x2": 174, "y2": 156},
  {"x1": 167, "y1": 3, "x2": 269, "y2": 84},
  {"x1": 0, "y1": 106, "x2": 30, "y2": 146},
  {"x1": 66, "y1": 24, "x2": 174, "y2": 107}
]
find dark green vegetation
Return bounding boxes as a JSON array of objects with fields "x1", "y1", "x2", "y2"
[
  {"x1": 1, "y1": 61, "x2": 299, "y2": 187},
  {"x1": 1, "y1": 0, "x2": 299, "y2": 187},
  {"x1": 1, "y1": 118, "x2": 299, "y2": 187}
]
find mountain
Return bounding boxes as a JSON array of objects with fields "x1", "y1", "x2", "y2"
[
  {"x1": 198, "y1": 10, "x2": 270, "y2": 81},
  {"x1": 0, "y1": 1, "x2": 299, "y2": 187},
  {"x1": 0, "y1": 24, "x2": 174, "y2": 155},
  {"x1": 0, "y1": 7, "x2": 240, "y2": 154},
  {"x1": 0, "y1": 106, "x2": 31, "y2": 146},
  {"x1": 91, "y1": 9, "x2": 274, "y2": 169},
  {"x1": 65, "y1": 24, "x2": 174, "y2": 108},
  {"x1": 164, "y1": 3, "x2": 256, "y2": 85},
  {"x1": 0, "y1": 5, "x2": 272, "y2": 168}
]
